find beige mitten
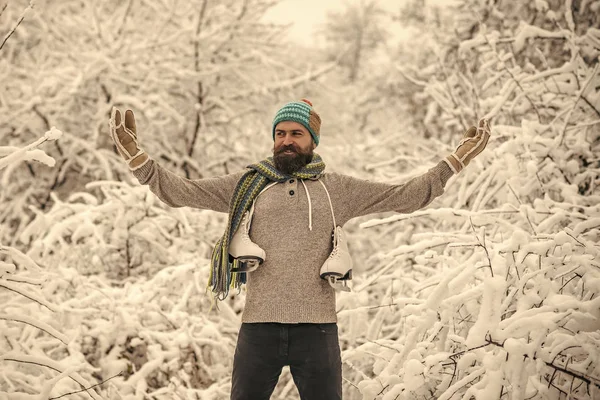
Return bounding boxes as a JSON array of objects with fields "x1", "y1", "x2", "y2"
[
  {"x1": 109, "y1": 108, "x2": 149, "y2": 170},
  {"x1": 445, "y1": 118, "x2": 491, "y2": 174}
]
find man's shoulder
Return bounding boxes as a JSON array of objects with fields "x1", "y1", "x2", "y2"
[
  {"x1": 319, "y1": 171, "x2": 363, "y2": 191},
  {"x1": 320, "y1": 171, "x2": 370, "y2": 184},
  {"x1": 320, "y1": 171, "x2": 349, "y2": 179},
  {"x1": 213, "y1": 169, "x2": 248, "y2": 180},
  {"x1": 319, "y1": 171, "x2": 345, "y2": 183}
]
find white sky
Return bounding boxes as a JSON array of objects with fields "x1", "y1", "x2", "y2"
[
  {"x1": 263, "y1": 0, "x2": 401, "y2": 47},
  {"x1": 263, "y1": 0, "x2": 458, "y2": 47}
]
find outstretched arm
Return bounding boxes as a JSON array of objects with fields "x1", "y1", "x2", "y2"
[
  {"x1": 132, "y1": 160, "x2": 244, "y2": 212},
  {"x1": 330, "y1": 119, "x2": 491, "y2": 223},
  {"x1": 330, "y1": 160, "x2": 454, "y2": 222},
  {"x1": 109, "y1": 108, "x2": 244, "y2": 212}
]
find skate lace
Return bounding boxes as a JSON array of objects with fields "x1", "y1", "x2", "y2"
[
  {"x1": 329, "y1": 231, "x2": 342, "y2": 259},
  {"x1": 329, "y1": 245, "x2": 339, "y2": 258}
]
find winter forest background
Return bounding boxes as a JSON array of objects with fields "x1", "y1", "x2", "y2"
[{"x1": 1, "y1": 0, "x2": 599, "y2": 399}]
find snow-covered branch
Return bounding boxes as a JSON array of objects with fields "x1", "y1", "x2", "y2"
[{"x1": 0, "y1": 127, "x2": 62, "y2": 170}]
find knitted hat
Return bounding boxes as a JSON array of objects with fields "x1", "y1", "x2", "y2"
[{"x1": 272, "y1": 99, "x2": 322, "y2": 146}]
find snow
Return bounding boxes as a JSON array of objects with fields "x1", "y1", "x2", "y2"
[
  {"x1": 513, "y1": 22, "x2": 570, "y2": 53},
  {"x1": 43, "y1": 126, "x2": 62, "y2": 141},
  {"x1": 0, "y1": 127, "x2": 63, "y2": 170},
  {"x1": 466, "y1": 277, "x2": 505, "y2": 347},
  {"x1": 1, "y1": 0, "x2": 599, "y2": 399}
]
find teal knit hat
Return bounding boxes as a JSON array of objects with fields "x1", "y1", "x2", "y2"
[{"x1": 272, "y1": 99, "x2": 322, "y2": 146}]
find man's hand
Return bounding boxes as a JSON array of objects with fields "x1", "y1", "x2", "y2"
[
  {"x1": 109, "y1": 108, "x2": 149, "y2": 170},
  {"x1": 445, "y1": 118, "x2": 491, "y2": 174}
]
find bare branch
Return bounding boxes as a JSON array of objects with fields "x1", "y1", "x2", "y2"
[
  {"x1": 0, "y1": 355, "x2": 103, "y2": 399},
  {"x1": 558, "y1": 62, "x2": 600, "y2": 146},
  {"x1": 0, "y1": 314, "x2": 69, "y2": 344},
  {"x1": 0, "y1": 1, "x2": 34, "y2": 51},
  {"x1": 0, "y1": 279, "x2": 58, "y2": 311},
  {"x1": 485, "y1": 336, "x2": 600, "y2": 389},
  {"x1": 49, "y1": 371, "x2": 123, "y2": 400}
]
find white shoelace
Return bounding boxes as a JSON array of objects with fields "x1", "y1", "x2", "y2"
[{"x1": 300, "y1": 179, "x2": 336, "y2": 231}]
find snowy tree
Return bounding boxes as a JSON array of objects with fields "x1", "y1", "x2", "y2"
[
  {"x1": 0, "y1": 129, "x2": 105, "y2": 399},
  {"x1": 1, "y1": 1, "x2": 338, "y2": 398},
  {"x1": 0, "y1": 0, "x2": 336, "y2": 245},
  {"x1": 2, "y1": 0, "x2": 599, "y2": 399},
  {"x1": 334, "y1": 0, "x2": 600, "y2": 399},
  {"x1": 320, "y1": 0, "x2": 389, "y2": 83}
]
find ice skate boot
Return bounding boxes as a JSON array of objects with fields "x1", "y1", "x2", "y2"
[
  {"x1": 229, "y1": 211, "x2": 265, "y2": 273},
  {"x1": 320, "y1": 226, "x2": 353, "y2": 292}
]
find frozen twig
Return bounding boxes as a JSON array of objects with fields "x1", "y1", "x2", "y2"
[
  {"x1": 0, "y1": 1, "x2": 34, "y2": 51},
  {"x1": 438, "y1": 367, "x2": 486, "y2": 400},
  {"x1": 485, "y1": 336, "x2": 600, "y2": 389},
  {"x1": 437, "y1": 56, "x2": 469, "y2": 130},
  {"x1": 115, "y1": 0, "x2": 133, "y2": 37},
  {"x1": 187, "y1": 0, "x2": 209, "y2": 168},
  {"x1": 559, "y1": 62, "x2": 600, "y2": 146},
  {"x1": 48, "y1": 371, "x2": 124, "y2": 400},
  {"x1": 0, "y1": 354, "x2": 103, "y2": 400},
  {"x1": 0, "y1": 314, "x2": 69, "y2": 344},
  {"x1": 469, "y1": 217, "x2": 494, "y2": 277},
  {"x1": 475, "y1": 19, "x2": 542, "y2": 121},
  {"x1": 0, "y1": 279, "x2": 58, "y2": 311},
  {"x1": 359, "y1": 205, "x2": 562, "y2": 229},
  {"x1": 225, "y1": 59, "x2": 340, "y2": 100},
  {"x1": 394, "y1": 64, "x2": 427, "y2": 86},
  {"x1": 0, "y1": 127, "x2": 63, "y2": 170}
]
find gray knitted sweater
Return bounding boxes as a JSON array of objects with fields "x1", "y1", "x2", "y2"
[{"x1": 132, "y1": 159, "x2": 454, "y2": 323}]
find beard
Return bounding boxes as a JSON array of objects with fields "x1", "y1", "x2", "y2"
[{"x1": 273, "y1": 144, "x2": 313, "y2": 175}]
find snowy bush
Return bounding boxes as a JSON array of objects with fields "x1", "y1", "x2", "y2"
[
  {"x1": 0, "y1": 130, "x2": 104, "y2": 399},
  {"x1": 20, "y1": 180, "x2": 221, "y2": 279},
  {"x1": 0, "y1": 0, "x2": 336, "y2": 245},
  {"x1": 335, "y1": 0, "x2": 600, "y2": 399},
  {"x1": 1, "y1": 0, "x2": 335, "y2": 397},
  {"x1": 48, "y1": 261, "x2": 241, "y2": 400},
  {"x1": 2, "y1": 0, "x2": 598, "y2": 399}
]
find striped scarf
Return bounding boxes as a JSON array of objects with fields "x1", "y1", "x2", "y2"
[{"x1": 208, "y1": 154, "x2": 326, "y2": 303}]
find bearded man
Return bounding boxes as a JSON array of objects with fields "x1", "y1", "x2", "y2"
[{"x1": 109, "y1": 99, "x2": 490, "y2": 400}]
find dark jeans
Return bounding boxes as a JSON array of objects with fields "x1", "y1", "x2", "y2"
[{"x1": 231, "y1": 322, "x2": 342, "y2": 400}]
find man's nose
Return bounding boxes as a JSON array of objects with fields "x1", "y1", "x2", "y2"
[{"x1": 282, "y1": 134, "x2": 294, "y2": 145}]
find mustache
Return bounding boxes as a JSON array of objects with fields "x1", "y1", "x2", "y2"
[{"x1": 275, "y1": 145, "x2": 297, "y2": 154}]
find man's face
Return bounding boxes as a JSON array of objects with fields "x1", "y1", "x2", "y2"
[{"x1": 273, "y1": 121, "x2": 316, "y2": 175}]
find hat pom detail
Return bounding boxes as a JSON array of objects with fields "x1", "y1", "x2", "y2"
[{"x1": 301, "y1": 99, "x2": 313, "y2": 107}]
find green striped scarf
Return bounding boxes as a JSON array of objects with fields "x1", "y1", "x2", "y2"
[{"x1": 208, "y1": 154, "x2": 326, "y2": 303}]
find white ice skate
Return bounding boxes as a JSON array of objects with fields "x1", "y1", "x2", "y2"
[
  {"x1": 229, "y1": 211, "x2": 265, "y2": 273},
  {"x1": 228, "y1": 183, "x2": 278, "y2": 274},
  {"x1": 320, "y1": 226, "x2": 353, "y2": 292}
]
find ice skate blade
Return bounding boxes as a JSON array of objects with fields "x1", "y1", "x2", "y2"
[
  {"x1": 230, "y1": 259, "x2": 262, "y2": 273},
  {"x1": 325, "y1": 275, "x2": 351, "y2": 292},
  {"x1": 230, "y1": 265, "x2": 259, "y2": 273}
]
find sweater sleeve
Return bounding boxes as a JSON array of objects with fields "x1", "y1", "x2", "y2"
[
  {"x1": 131, "y1": 159, "x2": 246, "y2": 213},
  {"x1": 330, "y1": 160, "x2": 455, "y2": 223}
]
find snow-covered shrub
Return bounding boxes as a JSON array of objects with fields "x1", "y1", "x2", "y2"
[
  {"x1": 334, "y1": 0, "x2": 600, "y2": 399},
  {"x1": 52, "y1": 261, "x2": 241, "y2": 400},
  {"x1": 20, "y1": 179, "x2": 226, "y2": 279},
  {"x1": 0, "y1": 133, "x2": 240, "y2": 398},
  {"x1": 0, "y1": 0, "x2": 335, "y2": 245},
  {"x1": 0, "y1": 130, "x2": 105, "y2": 399}
]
